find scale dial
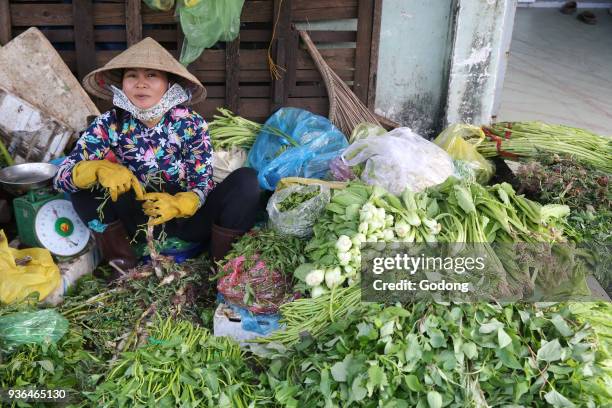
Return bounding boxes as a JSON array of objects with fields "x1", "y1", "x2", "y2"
[{"x1": 34, "y1": 199, "x2": 90, "y2": 256}]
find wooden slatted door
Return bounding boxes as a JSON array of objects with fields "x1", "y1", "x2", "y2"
[{"x1": 5, "y1": 0, "x2": 382, "y2": 123}]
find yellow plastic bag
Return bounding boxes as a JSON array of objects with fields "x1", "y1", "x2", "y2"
[
  {"x1": 434, "y1": 124, "x2": 495, "y2": 184},
  {"x1": 0, "y1": 230, "x2": 60, "y2": 304}
]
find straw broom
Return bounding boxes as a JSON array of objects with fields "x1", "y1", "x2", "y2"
[{"x1": 299, "y1": 30, "x2": 381, "y2": 137}]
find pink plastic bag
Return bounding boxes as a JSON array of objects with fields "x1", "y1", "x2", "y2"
[{"x1": 217, "y1": 255, "x2": 291, "y2": 314}]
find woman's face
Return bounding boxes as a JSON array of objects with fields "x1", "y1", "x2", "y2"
[{"x1": 122, "y1": 68, "x2": 169, "y2": 109}]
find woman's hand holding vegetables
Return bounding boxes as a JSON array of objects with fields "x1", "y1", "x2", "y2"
[
  {"x1": 72, "y1": 159, "x2": 144, "y2": 201},
  {"x1": 142, "y1": 191, "x2": 200, "y2": 225}
]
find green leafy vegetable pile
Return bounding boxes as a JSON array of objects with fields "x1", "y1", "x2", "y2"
[
  {"x1": 515, "y1": 155, "x2": 611, "y2": 292},
  {"x1": 208, "y1": 108, "x2": 298, "y2": 151},
  {"x1": 59, "y1": 256, "x2": 212, "y2": 359},
  {"x1": 88, "y1": 318, "x2": 271, "y2": 408},
  {"x1": 0, "y1": 298, "x2": 101, "y2": 405},
  {"x1": 220, "y1": 228, "x2": 307, "y2": 278},
  {"x1": 258, "y1": 302, "x2": 610, "y2": 407},
  {"x1": 294, "y1": 178, "x2": 581, "y2": 302}
]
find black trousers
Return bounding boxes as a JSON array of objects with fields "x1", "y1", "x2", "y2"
[{"x1": 70, "y1": 167, "x2": 262, "y2": 245}]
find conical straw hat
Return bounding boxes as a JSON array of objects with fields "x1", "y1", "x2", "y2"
[{"x1": 82, "y1": 37, "x2": 206, "y2": 105}]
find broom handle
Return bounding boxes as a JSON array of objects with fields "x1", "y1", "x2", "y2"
[{"x1": 298, "y1": 30, "x2": 338, "y2": 122}]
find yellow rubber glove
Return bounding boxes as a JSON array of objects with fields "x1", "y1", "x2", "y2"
[
  {"x1": 72, "y1": 160, "x2": 144, "y2": 201},
  {"x1": 142, "y1": 192, "x2": 200, "y2": 226}
]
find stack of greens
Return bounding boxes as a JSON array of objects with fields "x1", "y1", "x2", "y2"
[
  {"x1": 208, "y1": 108, "x2": 262, "y2": 150},
  {"x1": 257, "y1": 302, "x2": 610, "y2": 407},
  {"x1": 478, "y1": 122, "x2": 612, "y2": 173},
  {"x1": 515, "y1": 155, "x2": 610, "y2": 211},
  {"x1": 220, "y1": 228, "x2": 307, "y2": 278},
  {"x1": 0, "y1": 327, "x2": 101, "y2": 404},
  {"x1": 296, "y1": 178, "x2": 572, "y2": 296},
  {"x1": 0, "y1": 298, "x2": 102, "y2": 405},
  {"x1": 262, "y1": 178, "x2": 592, "y2": 346},
  {"x1": 208, "y1": 108, "x2": 298, "y2": 151},
  {"x1": 88, "y1": 318, "x2": 271, "y2": 408}
]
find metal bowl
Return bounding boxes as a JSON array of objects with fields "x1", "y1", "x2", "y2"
[{"x1": 0, "y1": 162, "x2": 58, "y2": 196}]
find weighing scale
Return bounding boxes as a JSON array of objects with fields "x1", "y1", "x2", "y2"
[
  {"x1": 0, "y1": 162, "x2": 90, "y2": 257},
  {"x1": 14, "y1": 188, "x2": 90, "y2": 257}
]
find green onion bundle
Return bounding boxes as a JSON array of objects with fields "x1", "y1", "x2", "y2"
[
  {"x1": 477, "y1": 121, "x2": 612, "y2": 173},
  {"x1": 208, "y1": 108, "x2": 299, "y2": 151}
]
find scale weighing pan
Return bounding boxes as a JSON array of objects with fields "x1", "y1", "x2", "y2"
[{"x1": 0, "y1": 162, "x2": 58, "y2": 196}]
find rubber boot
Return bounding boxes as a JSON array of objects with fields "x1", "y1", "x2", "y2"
[
  {"x1": 210, "y1": 224, "x2": 244, "y2": 262},
  {"x1": 92, "y1": 220, "x2": 138, "y2": 278}
]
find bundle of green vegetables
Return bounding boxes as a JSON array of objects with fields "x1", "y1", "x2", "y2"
[
  {"x1": 258, "y1": 302, "x2": 611, "y2": 407},
  {"x1": 220, "y1": 228, "x2": 307, "y2": 278},
  {"x1": 478, "y1": 121, "x2": 612, "y2": 173},
  {"x1": 87, "y1": 318, "x2": 272, "y2": 408},
  {"x1": 277, "y1": 189, "x2": 320, "y2": 212},
  {"x1": 0, "y1": 327, "x2": 101, "y2": 405},
  {"x1": 296, "y1": 178, "x2": 571, "y2": 298},
  {"x1": 261, "y1": 178, "x2": 590, "y2": 346},
  {"x1": 515, "y1": 155, "x2": 610, "y2": 211},
  {"x1": 208, "y1": 108, "x2": 298, "y2": 151},
  {"x1": 208, "y1": 108, "x2": 262, "y2": 150}
]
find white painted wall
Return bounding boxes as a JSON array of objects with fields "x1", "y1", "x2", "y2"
[{"x1": 373, "y1": 0, "x2": 456, "y2": 138}]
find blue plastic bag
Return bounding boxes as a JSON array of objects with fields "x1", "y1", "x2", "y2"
[
  {"x1": 216, "y1": 294, "x2": 281, "y2": 335},
  {"x1": 248, "y1": 108, "x2": 348, "y2": 190}
]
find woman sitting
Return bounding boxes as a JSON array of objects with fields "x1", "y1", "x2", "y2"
[{"x1": 53, "y1": 38, "x2": 261, "y2": 277}]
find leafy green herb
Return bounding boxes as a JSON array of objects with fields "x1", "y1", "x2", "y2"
[
  {"x1": 88, "y1": 318, "x2": 272, "y2": 407},
  {"x1": 257, "y1": 302, "x2": 609, "y2": 407},
  {"x1": 278, "y1": 190, "x2": 319, "y2": 212},
  {"x1": 221, "y1": 228, "x2": 307, "y2": 278}
]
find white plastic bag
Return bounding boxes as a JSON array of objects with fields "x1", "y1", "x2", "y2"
[
  {"x1": 267, "y1": 184, "x2": 331, "y2": 238},
  {"x1": 341, "y1": 127, "x2": 455, "y2": 194},
  {"x1": 212, "y1": 148, "x2": 247, "y2": 183}
]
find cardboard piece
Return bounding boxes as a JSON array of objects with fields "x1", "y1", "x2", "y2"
[{"x1": 0, "y1": 27, "x2": 100, "y2": 133}]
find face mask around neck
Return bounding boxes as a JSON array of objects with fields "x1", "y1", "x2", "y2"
[{"x1": 111, "y1": 83, "x2": 190, "y2": 122}]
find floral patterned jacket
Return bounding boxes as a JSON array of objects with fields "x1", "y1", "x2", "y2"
[{"x1": 53, "y1": 106, "x2": 215, "y2": 204}]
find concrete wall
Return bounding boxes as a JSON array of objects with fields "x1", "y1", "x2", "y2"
[
  {"x1": 373, "y1": 0, "x2": 456, "y2": 138},
  {"x1": 373, "y1": 0, "x2": 515, "y2": 138},
  {"x1": 297, "y1": 1, "x2": 517, "y2": 138},
  {"x1": 529, "y1": 0, "x2": 612, "y2": 4},
  {"x1": 445, "y1": 0, "x2": 516, "y2": 126}
]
